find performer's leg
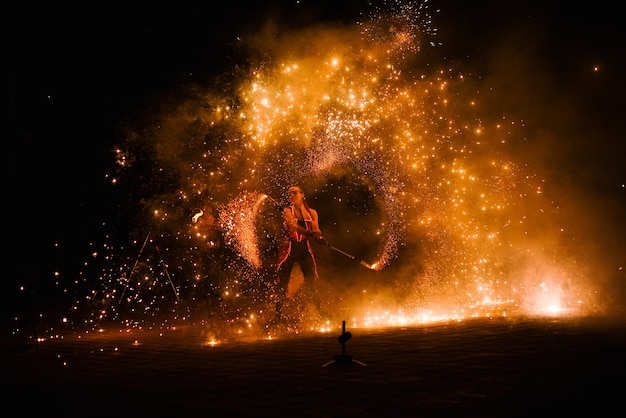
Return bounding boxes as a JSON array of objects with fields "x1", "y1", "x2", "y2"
[
  {"x1": 272, "y1": 241, "x2": 295, "y2": 320},
  {"x1": 298, "y1": 253, "x2": 323, "y2": 314},
  {"x1": 274, "y1": 258, "x2": 294, "y2": 319}
]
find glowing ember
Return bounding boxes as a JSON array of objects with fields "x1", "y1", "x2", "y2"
[{"x1": 50, "y1": 0, "x2": 601, "y2": 342}]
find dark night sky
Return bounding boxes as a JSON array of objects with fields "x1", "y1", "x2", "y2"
[{"x1": 7, "y1": 1, "x2": 626, "y2": 314}]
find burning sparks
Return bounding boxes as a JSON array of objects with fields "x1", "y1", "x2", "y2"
[{"x1": 41, "y1": 0, "x2": 600, "y2": 343}]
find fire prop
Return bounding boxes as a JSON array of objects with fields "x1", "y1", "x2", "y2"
[{"x1": 327, "y1": 245, "x2": 377, "y2": 271}]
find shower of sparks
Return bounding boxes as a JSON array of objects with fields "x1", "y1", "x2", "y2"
[
  {"x1": 39, "y1": 0, "x2": 599, "y2": 343},
  {"x1": 218, "y1": 191, "x2": 279, "y2": 270}
]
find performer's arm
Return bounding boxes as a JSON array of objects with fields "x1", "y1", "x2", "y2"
[
  {"x1": 308, "y1": 209, "x2": 328, "y2": 246},
  {"x1": 283, "y1": 208, "x2": 307, "y2": 236}
]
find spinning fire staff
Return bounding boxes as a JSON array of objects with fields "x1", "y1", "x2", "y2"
[{"x1": 326, "y1": 245, "x2": 376, "y2": 270}]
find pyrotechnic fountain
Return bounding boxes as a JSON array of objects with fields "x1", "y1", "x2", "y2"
[{"x1": 59, "y1": 0, "x2": 600, "y2": 343}]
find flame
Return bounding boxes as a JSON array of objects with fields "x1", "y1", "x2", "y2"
[{"x1": 192, "y1": 210, "x2": 204, "y2": 223}]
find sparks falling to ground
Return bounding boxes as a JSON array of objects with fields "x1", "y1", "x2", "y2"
[{"x1": 52, "y1": 1, "x2": 602, "y2": 341}]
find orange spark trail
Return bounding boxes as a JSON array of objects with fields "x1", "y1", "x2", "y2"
[{"x1": 66, "y1": 1, "x2": 599, "y2": 340}]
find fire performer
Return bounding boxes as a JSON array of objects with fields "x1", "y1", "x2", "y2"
[{"x1": 273, "y1": 185, "x2": 328, "y2": 320}]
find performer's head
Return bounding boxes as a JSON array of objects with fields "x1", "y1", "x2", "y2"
[{"x1": 287, "y1": 185, "x2": 305, "y2": 204}]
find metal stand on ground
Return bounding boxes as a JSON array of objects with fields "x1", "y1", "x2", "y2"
[{"x1": 322, "y1": 320, "x2": 366, "y2": 367}]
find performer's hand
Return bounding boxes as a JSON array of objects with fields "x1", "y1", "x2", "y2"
[
  {"x1": 306, "y1": 230, "x2": 320, "y2": 238},
  {"x1": 316, "y1": 236, "x2": 329, "y2": 246}
]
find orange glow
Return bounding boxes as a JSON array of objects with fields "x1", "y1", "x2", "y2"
[{"x1": 52, "y1": 0, "x2": 602, "y2": 344}]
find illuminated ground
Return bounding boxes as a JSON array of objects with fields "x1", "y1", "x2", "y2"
[{"x1": 4, "y1": 315, "x2": 625, "y2": 416}]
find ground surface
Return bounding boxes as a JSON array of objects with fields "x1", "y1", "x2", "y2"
[{"x1": 3, "y1": 315, "x2": 625, "y2": 417}]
